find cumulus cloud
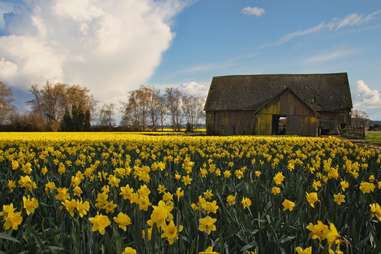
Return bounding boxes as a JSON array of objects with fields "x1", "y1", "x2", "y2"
[
  {"x1": 0, "y1": 58, "x2": 18, "y2": 78},
  {"x1": 0, "y1": 0, "x2": 189, "y2": 102},
  {"x1": 179, "y1": 81, "x2": 210, "y2": 97},
  {"x1": 354, "y1": 80, "x2": 381, "y2": 109},
  {"x1": 266, "y1": 10, "x2": 381, "y2": 47},
  {"x1": 241, "y1": 7, "x2": 265, "y2": 17}
]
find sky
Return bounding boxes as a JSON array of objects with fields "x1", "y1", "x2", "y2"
[{"x1": 0, "y1": 0, "x2": 380, "y2": 119}]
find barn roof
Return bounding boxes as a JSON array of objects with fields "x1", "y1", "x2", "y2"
[{"x1": 204, "y1": 73, "x2": 352, "y2": 112}]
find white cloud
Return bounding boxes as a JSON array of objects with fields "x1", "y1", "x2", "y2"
[
  {"x1": 354, "y1": 80, "x2": 381, "y2": 109},
  {"x1": 0, "y1": 57, "x2": 18, "y2": 78},
  {"x1": 305, "y1": 48, "x2": 354, "y2": 64},
  {"x1": 179, "y1": 81, "x2": 210, "y2": 97},
  {"x1": 0, "y1": 0, "x2": 189, "y2": 102},
  {"x1": 241, "y1": 7, "x2": 265, "y2": 17},
  {"x1": 0, "y1": 36, "x2": 64, "y2": 85},
  {"x1": 267, "y1": 10, "x2": 381, "y2": 47}
]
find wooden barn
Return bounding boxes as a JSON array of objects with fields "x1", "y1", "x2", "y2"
[{"x1": 204, "y1": 73, "x2": 353, "y2": 136}]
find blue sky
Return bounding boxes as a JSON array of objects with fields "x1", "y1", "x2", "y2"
[{"x1": 0, "y1": 0, "x2": 381, "y2": 119}]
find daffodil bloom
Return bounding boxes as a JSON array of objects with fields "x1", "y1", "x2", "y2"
[
  {"x1": 41, "y1": 166, "x2": 48, "y2": 175},
  {"x1": 120, "y1": 184, "x2": 135, "y2": 201},
  {"x1": 273, "y1": 172, "x2": 285, "y2": 186},
  {"x1": 3, "y1": 210, "x2": 23, "y2": 230},
  {"x1": 18, "y1": 175, "x2": 37, "y2": 192},
  {"x1": 295, "y1": 246, "x2": 312, "y2": 254},
  {"x1": 235, "y1": 169, "x2": 244, "y2": 179},
  {"x1": 63, "y1": 199, "x2": 77, "y2": 217},
  {"x1": 182, "y1": 175, "x2": 192, "y2": 186},
  {"x1": 306, "y1": 220, "x2": 329, "y2": 241},
  {"x1": 76, "y1": 200, "x2": 90, "y2": 217},
  {"x1": 45, "y1": 181, "x2": 56, "y2": 193},
  {"x1": 122, "y1": 246, "x2": 137, "y2": 254},
  {"x1": 369, "y1": 203, "x2": 381, "y2": 222},
  {"x1": 333, "y1": 193, "x2": 345, "y2": 205},
  {"x1": 340, "y1": 180, "x2": 349, "y2": 191},
  {"x1": 1, "y1": 204, "x2": 23, "y2": 231},
  {"x1": 58, "y1": 163, "x2": 66, "y2": 175},
  {"x1": 306, "y1": 192, "x2": 319, "y2": 208},
  {"x1": 176, "y1": 187, "x2": 184, "y2": 200},
  {"x1": 161, "y1": 220, "x2": 183, "y2": 245},
  {"x1": 7, "y1": 180, "x2": 16, "y2": 192},
  {"x1": 11, "y1": 160, "x2": 19, "y2": 171},
  {"x1": 73, "y1": 186, "x2": 83, "y2": 197},
  {"x1": 199, "y1": 246, "x2": 219, "y2": 254},
  {"x1": 241, "y1": 197, "x2": 252, "y2": 209},
  {"x1": 326, "y1": 223, "x2": 341, "y2": 247},
  {"x1": 198, "y1": 216, "x2": 217, "y2": 235},
  {"x1": 113, "y1": 212, "x2": 132, "y2": 231},
  {"x1": 1, "y1": 204, "x2": 16, "y2": 217},
  {"x1": 23, "y1": 196, "x2": 39, "y2": 215},
  {"x1": 162, "y1": 192, "x2": 173, "y2": 203},
  {"x1": 226, "y1": 195, "x2": 236, "y2": 206},
  {"x1": 359, "y1": 182, "x2": 375, "y2": 193},
  {"x1": 55, "y1": 187, "x2": 69, "y2": 201},
  {"x1": 282, "y1": 199, "x2": 295, "y2": 212},
  {"x1": 149, "y1": 201, "x2": 172, "y2": 229},
  {"x1": 157, "y1": 184, "x2": 166, "y2": 194},
  {"x1": 223, "y1": 170, "x2": 231, "y2": 178},
  {"x1": 312, "y1": 180, "x2": 321, "y2": 191},
  {"x1": 271, "y1": 186, "x2": 281, "y2": 195},
  {"x1": 89, "y1": 214, "x2": 111, "y2": 235}
]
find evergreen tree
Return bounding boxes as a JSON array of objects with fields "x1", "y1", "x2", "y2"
[
  {"x1": 61, "y1": 108, "x2": 72, "y2": 131},
  {"x1": 77, "y1": 106, "x2": 85, "y2": 131},
  {"x1": 71, "y1": 105, "x2": 79, "y2": 131},
  {"x1": 84, "y1": 110, "x2": 91, "y2": 130}
]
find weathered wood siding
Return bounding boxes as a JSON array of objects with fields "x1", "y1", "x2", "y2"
[
  {"x1": 205, "y1": 90, "x2": 351, "y2": 136},
  {"x1": 206, "y1": 111, "x2": 256, "y2": 135},
  {"x1": 319, "y1": 111, "x2": 351, "y2": 134},
  {"x1": 255, "y1": 90, "x2": 318, "y2": 136}
]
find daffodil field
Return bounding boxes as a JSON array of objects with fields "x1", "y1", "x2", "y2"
[{"x1": 0, "y1": 133, "x2": 380, "y2": 254}]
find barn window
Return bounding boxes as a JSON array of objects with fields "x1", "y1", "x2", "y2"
[{"x1": 272, "y1": 115, "x2": 287, "y2": 135}]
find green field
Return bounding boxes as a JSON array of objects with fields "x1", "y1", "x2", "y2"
[{"x1": 366, "y1": 131, "x2": 381, "y2": 145}]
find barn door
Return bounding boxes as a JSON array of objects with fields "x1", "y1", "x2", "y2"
[{"x1": 272, "y1": 115, "x2": 287, "y2": 135}]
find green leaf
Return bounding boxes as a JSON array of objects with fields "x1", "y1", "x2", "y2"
[
  {"x1": 0, "y1": 232, "x2": 20, "y2": 243},
  {"x1": 279, "y1": 235, "x2": 296, "y2": 244},
  {"x1": 240, "y1": 241, "x2": 257, "y2": 252}
]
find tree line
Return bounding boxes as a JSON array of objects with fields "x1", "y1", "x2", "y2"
[{"x1": 0, "y1": 81, "x2": 205, "y2": 132}]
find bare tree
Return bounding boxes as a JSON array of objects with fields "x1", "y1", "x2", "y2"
[
  {"x1": 351, "y1": 109, "x2": 371, "y2": 130},
  {"x1": 121, "y1": 86, "x2": 165, "y2": 131},
  {"x1": 99, "y1": 103, "x2": 115, "y2": 128},
  {"x1": 351, "y1": 109, "x2": 369, "y2": 119},
  {"x1": 122, "y1": 87, "x2": 149, "y2": 130},
  {"x1": 121, "y1": 85, "x2": 205, "y2": 132},
  {"x1": 165, "y1": 87, "x2": 182, "y2": 131},
  {"x1": 182, "y1": 95, "x2": 205, "y2": 132},
  {"x1": 0, "y1": 81, "x2": 14, "y2": 125},
  {"x1": 29, "y1": 82, "x2": 66, "y2": 130},
  {"x1": 121, "y1": 95, "x2": 140, "y2": 130},
  {"x1": 28, "y1": 82, "x2": 94, "y2": 130},
  {"x1": 157, "y1": 93, "x2": 167, "y2": 131}
]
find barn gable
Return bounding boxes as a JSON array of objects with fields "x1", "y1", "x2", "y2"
[
  {"x1": 255, "y1": 88, "x2": 318, "y2": 136},
  {"x1": 254, "y1": 87, "x2": 316, "y2": 115}
]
